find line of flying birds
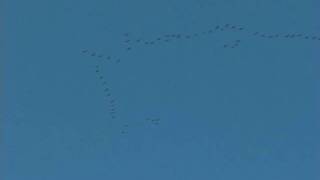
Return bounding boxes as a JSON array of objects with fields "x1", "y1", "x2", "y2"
[{"x1": 81, "y1": 23, "x2": 319, "y2": 134}]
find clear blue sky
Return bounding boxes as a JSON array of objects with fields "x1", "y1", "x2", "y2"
[{"x1": 2, "y1": 0, "x2": 320, "y2": 179}]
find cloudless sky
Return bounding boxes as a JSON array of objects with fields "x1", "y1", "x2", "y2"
[{"x1": 2, "y1": 0, "x2": 320, "y2": 179}]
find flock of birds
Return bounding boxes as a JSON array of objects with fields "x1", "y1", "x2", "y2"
[
  {"x1": 94, "y1": 64, "x2": 117, "y2": 119},
  {"x1": 121, "y1": 24, "x2": 245, "y2": 51},
  {"x1": 82, "y1": 50, "x2": 162, "y2": 135},
  {"x1": 81, "y1": 49, "x2": 121, "y2": 64},
  {"x1": 82, "y1": 23, "x2": 320, "y2": 64},
  {"x1": 81, "y1": 23, "x2": 319, "y2": 134}
]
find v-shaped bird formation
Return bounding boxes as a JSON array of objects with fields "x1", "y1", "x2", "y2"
[{"x1": 81, "y1": 23, "x2": 319, "y2": 135}]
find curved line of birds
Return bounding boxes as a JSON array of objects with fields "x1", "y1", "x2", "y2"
[
  {"x1": 82, "y1": 23, "x2": 319, "y2": 134},
  {"x1": 82, "y1": 23, "x2": 320, "y2": 64},
  {"x1": 91, "y1": 56, "x2": 161, "y2": 135},
  {"x1": 94, "y1": 64, "x2": 117, "y2": 119}
]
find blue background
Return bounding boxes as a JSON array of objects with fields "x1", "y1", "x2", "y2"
[{"x1": 2, "y1": 0, "x2": 320, "y2": 179}]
